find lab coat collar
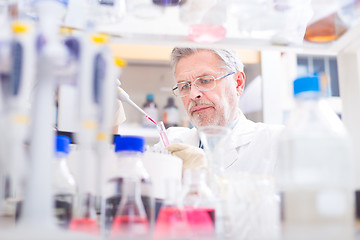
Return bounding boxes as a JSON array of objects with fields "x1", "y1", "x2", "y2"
[{"x1": 229, "y1": 110, "x2": 257, "y2": 148}]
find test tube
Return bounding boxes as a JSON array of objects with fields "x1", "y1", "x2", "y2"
[{"x1": 157, "y1": 121, "x2": 169, "y2": 147}]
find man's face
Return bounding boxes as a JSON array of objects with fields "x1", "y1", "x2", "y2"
[{"x1": 175, "y1": 50, "x2": 245, "y2": 128}]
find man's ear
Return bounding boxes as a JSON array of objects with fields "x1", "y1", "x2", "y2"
[{"x1": 235, "y1": 71, "x2": 245, "y2": 96}]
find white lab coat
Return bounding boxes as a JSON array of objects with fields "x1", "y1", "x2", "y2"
[{"x1": 166, "y1": 111, "x2": 284, "y2": 175}]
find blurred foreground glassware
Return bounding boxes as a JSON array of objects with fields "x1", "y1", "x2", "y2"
[
  {"x1": 110, "y1": 177, "x2": 149, "y2": 239},
  {"x1": 154, "y1": 179, "x2": 192, "y2": 240},
  {"x1": 104, "y1": 136, "x2": 154, "y2": 236},
  {"x1": 53, "y1": 135, "x2": 76, "y2": 229},
  {"x1": 181, "y1": 169, "x2": 216, "y2": 240}
]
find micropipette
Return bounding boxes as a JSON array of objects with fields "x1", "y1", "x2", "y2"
[
  {"x1": 117, "y1": 87, "x2": 157, "y2": 125},
  {"x1": 117, "y1": 87, "x2": 170, "y2": 147}
]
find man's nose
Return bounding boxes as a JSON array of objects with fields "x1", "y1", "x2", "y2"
[{"x1": 188, "y1": 84, "x2": 202, "y2": 99}]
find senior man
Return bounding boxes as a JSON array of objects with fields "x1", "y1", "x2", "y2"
[{"x1": 165, "y1": 47, "x2": 283, "y2": 175}]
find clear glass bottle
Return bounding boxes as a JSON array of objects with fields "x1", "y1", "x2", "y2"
[
  {"x1": 142, "y1": 93, "x2": 158, "y2": 128},
  {"x1": 105, "y1": 136, "x2": 154, "y2": 235},
  {"x1": 53, "y1": 135, "x2": 76, "y2": 229},
  {"x1": 181, "y1": 169, "x2": 216, "y2": 240},
  {"x1": 111, "y1": 177, "x2": 149, "y2": 239},
  {"x1": 162, "y1": 97, "x2": 179, "y2": 129},
  {"x1": 276, "y1": 75, "x2": 355, "y2": 240}
]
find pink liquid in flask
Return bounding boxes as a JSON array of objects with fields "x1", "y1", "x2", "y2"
[
  {"x1": 185, "y1": 206, "x2": 215, "y2": 237},
  {"x1": 69, "y1": 218, "x2": 100, "y2": 235},
  {"x1": 154, "y1": 206, "x2": 192, "y2": 239},
  {"x1": 111, "y1": 215, "x2": 149, "y2": 238}
]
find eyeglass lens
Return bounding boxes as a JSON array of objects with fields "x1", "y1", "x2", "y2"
[{"x1": 177, "y1": 76, "x2": 215, "y2": 96}]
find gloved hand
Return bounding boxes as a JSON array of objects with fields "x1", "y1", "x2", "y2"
[
  {"x1": 166, "y1": 143, "x2": 207, "y2": 170},
  {"x1": 113, "y1": 99, "x2": 126, "y2": 134}
]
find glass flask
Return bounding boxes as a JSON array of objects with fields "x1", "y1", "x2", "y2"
[
  {"x1": 110, "y1": 177, "x2": 149, "y2": 239},
  {"x1": 181, "y1": 169, "x2": 216, "y2": 240},
  {"x1": 104, "y1": 136, "x2": 154, "y2": 235},
  {"x1": 154, "y1": 179, "x2": 192, "y2": 240},
  {"x1": 53, "y1": 135, "x2": 76, "y2": 228}
]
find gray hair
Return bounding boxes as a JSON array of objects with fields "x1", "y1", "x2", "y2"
[{"x1": 170, "y1": 47, "x2": 244, "y2": 76}]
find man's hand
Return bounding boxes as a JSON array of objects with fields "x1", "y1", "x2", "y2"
[{"x1": 166, "y1": 143, "x2": 207, "y2": 170}]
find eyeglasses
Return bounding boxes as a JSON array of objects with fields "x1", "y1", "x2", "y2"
[{"x1": 172, "y1": 72, "x2": 235, "y2": 97}]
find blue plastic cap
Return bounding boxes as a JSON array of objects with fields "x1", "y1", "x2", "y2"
[
  {"x1": 115, "y1": 136, "x2": 145, "y2": 153},
  {"x1": 146, "y1": 93, "x2": 154, "y2": 101},
  {"x1": 293, "y1": 75, "x2": 320, "y2": 96},
  {"x1": 56, "y1": 135, "x2": 71, "y2": 154}
]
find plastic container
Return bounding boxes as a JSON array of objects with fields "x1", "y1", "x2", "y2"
[
  {"x1": 142, "y1": 93, "x2": 158, "y2": 128},
  {"x1": 105, "y1": 136, "x2": 154, "y2": 235},
  {"x1": 276, "y1": 75, "x2": 355, "y2": 240},
  {"x1": 53, "y1": 135, "x2": 76, "y2": 228},
  {"x1": 162, "y1": 97, "x2": 179, "y2": 128}
]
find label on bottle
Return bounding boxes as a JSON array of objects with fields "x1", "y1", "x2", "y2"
[
  {"x1": 54, "y1": 194, "x2": 74, "y2": 228},
  {"x1": 105, "y1": 177, "x2": 157, "y2": 231},
  {"x1": 163, "y1": 107, "x2": 180, "y2": 128}
]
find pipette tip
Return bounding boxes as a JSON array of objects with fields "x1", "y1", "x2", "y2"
[{"x1": 146, "y1": 115, "x2": 157, "y2": 125}]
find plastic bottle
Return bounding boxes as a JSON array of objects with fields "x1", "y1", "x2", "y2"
[
  {"x1": 181, "y1": 169, "x2": 216, "y2": 240},
  {"x1": 105, "y1": 136, "x2": 154, "y2": 235},
  {"x1": 162, "y1": 97, "x2": 179, "y2": 129},
  {"x1": 276, "y1": 75, "x2": 355, "y2": 240},
  {"x1": 142, "y1": 93, "x2": 158, "y2": 128},
  {"x1": 53, "y1": 135, "x2": 76, "y2": 229}
]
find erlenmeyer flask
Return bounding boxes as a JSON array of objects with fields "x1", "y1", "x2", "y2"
[
  {"x1": 154, "y1": 179, "x2": 192, "y2": 240},
  {"x1": 111, "y1": 177, "x2": 149, "y2": 239}
]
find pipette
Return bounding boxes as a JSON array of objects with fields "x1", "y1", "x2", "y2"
[
  {"x1": 117, "y1": 87, "x2": 170, "y2": 147},
  {"x1": 117, "y1": 87, "x2": 157, "y2": 125}
]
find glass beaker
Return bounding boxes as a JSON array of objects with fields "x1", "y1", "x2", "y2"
[{"x1": 198, "y1": 126, "x2": 230, "y2": 190}]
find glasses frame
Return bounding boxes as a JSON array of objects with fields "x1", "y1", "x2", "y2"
[{"x1": 172, "y1": 72, "x2": 235, "y2": 97}]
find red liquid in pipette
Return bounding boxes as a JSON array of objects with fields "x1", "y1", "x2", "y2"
[
  {"x1": 160, "y1": 131, "x2": 170, "y2": 147},
  {"x1": 146, "y1": 115, "x2": 157, "y2": 125},
  {"x1": 69, "y1": 218, "x2": 100, "y2": 235}
]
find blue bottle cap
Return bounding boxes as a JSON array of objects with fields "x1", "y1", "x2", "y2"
[
  {"x1": 293, "y1": 75, "x2": 320, "y2": 96},
  {"x1": 56, "y1": 135, "x2": 71, "y2": 154},
  {"x1": 115, "y1": 136, "x2": 145, "y2": 153},
  {"x1": 146, "y1": 93, "x2": 154, "y2": 101}
]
